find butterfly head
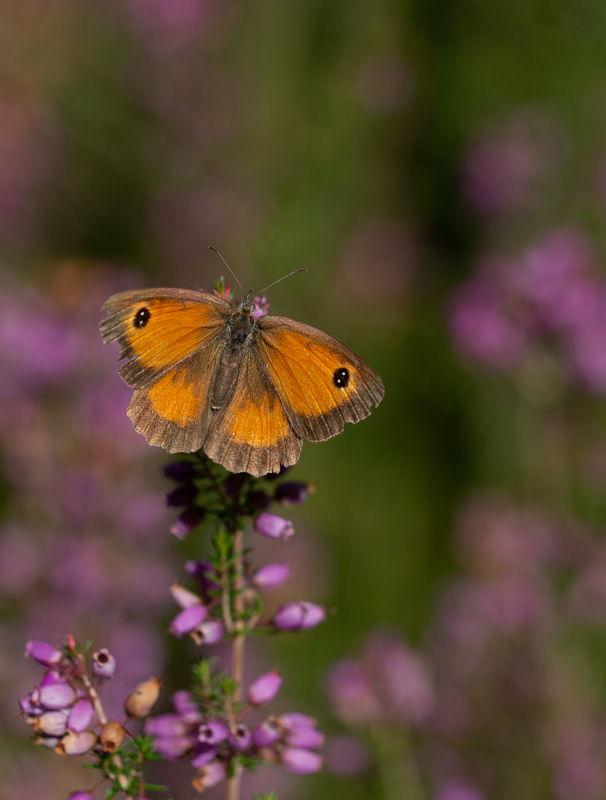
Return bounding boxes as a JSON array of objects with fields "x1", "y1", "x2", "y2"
[{"x1": 236, "y1": 291, "x2": 256, "y2": 317}]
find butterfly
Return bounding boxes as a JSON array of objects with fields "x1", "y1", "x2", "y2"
[{"x1": 100, "y1": 283, "x2": 384, "y2": 477}]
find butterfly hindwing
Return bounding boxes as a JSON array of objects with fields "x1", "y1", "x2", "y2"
[
  {"x1": 257, "y1": 315, "x2": 385, "y2": 442},
  {"x1": 204, "y1": 347, "x2": 303, "y2": 475}
]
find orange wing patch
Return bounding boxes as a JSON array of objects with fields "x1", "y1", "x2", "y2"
[
  {"x1": 204, "y1": 351, "x2": 302, "y2": 476},
  {"x1": 100, "y1": 289, "x2": 228, "y2": 388},
  {"x1": 147, "y1": 367, "x2": 201, "y2": 427},
  {"x1": 258, "y1": 317, "x2": 384, "y2": 442}
]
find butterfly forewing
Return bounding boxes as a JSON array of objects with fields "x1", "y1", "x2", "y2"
[
  {"x1": 257, "y1": 316, "x2": 385, "y2": 442},
  {"x1": 100, "y1": 288, "x2": 230, "y2": 388}
]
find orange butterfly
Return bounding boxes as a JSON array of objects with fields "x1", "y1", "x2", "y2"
[{"x1": 100, "y1": 282, "x2": 384, "y2": 477}]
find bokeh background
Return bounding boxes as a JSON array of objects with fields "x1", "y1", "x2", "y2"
[{"x1": 4, "y1": 1, "x2": 606, "y2": 798}]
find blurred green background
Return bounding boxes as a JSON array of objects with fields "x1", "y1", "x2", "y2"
[{"x1": 5, "y1": 1, "x2": 606, "y2": 799}]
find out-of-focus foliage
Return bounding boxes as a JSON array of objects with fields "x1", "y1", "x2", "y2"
[{"x1": 4, "y1": 1, "x2": 606, "y2": 798}]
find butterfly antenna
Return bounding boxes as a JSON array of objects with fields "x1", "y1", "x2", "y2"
[
  {"x1": 258, "y1": 269, "x2": 307, "y2": 295},
  {"x1": 207, "y1": 246, "x2": 246, "y2": 297}
]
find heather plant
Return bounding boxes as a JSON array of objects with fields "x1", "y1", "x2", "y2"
[{"x1": 18, "y1": 283, "x2": 327, "y2": 799}]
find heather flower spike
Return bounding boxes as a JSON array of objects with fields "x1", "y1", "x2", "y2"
[{"x1": 21, "y1": 451, "x2": 329, "y2": 798}]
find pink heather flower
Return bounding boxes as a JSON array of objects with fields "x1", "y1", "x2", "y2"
[
  {"x1": 449, "y1": 280, "x2": 528, "y2": 370},
  {"x1": 152, "y1": 735, "x2": 195, "y2": 759},
  {"x1": 191, "y1": 619, "x2": 224, "y2": 645},
  {"x1": 172, "y1": 690, "x2": 202, "y2": 723},
  {"x1": 67, "y1": 699, "x2": 94, "y2": 733},
  {"x1": 229, "y1": 724, "x2": 252, "y2": 751},
  {"x1": 59, "y1": 730, "x2": 98, "y2": 756},
  {"x1": 285, "y1": 725, "x2": 325, "y2": 749},
  {"x1": 275, "y1": 481, "x2": 313, "y2": 505},
  {"x1": 169, "y1": 604, "x2": 207, "y2": 637},
  {"x1": 248, "y1": 670, "x2": 283, "y2": 706},
  {"x1": 253, "y1": 719, "x2": 282, "y2": 747},
  {"x1": 165, "y1": 482, "x2": 197, "y2": 508},
  {"x1": 19, "y1": 693, "x2": 41, "y2": 717},
  {"x1": 254, "y1": 512, "x2": 295, "y2": 540},
  {"x1": 198, "y1": 721, "x2": 229, "y2": 745},
  {"x1": 92, "y1": 648, "x2": 116, "y2": 679},
  {"x1": 170, "y1": 507, "x2": 206, "y2": 538},
  {"x1": 280, "y1": 746, "x2": 323, "y2": 774},
  {"x1": 191, "y1": 745, "x2": 219, "y2": 767},
  {"x1": 253, "y1": 296, "x2": 270, "y2": 318},
  {"x1": 279, "y1": 712, "x2": 317, "y2": 731},
  {"x1": 193, "y1": 760, "x2": 227, "y2": 791},
  {"x1": 38, "y1": 683, "x2": 76, "y2": 711},
  {"x1": 145, "y1": 714, "x2": 186, "y2": 738},
  {"x1": 325, "y1": 660, "x2": 381, "y2": 725},
  {"x1": 68, "y1": 794, "x2": 95, "y2": 800},
  {"x1": 273, "y1": 601, "x2": 326, "y2": 631},
  {"x1": 366, "y1": 632, "x2": 434, "y2": 724},
  {"x1": 25, "y1": 640, "x2": 62, "y2": 667},
  {"x1": 435, "y1": 782, "x2": 485, "y2": 800},
  {"x1": 251, "y1": 562, "x2": 291, "y2": 591},
  {"x1": 170, "y1": 583, "x2": 203, "y2": 609},
  {"x1": 323, "y1": 734, "x2": 372, "y2": 776}
]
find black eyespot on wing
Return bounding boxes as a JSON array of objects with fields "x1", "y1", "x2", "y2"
[
  {"x1": 133, "y1": 307, "x2": 151, "y2": 329},
  {"x1": 333, "y1": 367, "x2": 350, "y2": 388}
]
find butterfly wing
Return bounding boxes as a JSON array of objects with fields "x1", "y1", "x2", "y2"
[
  {"x1": 256, "y1": 315, "x2": 384, "y2": 442},
  {"x1": 203, "y1": 347, "x2": 303, "y2": 476},
  {"x1": 100, "y1": 288, "x2": 230, "y2": 453}
]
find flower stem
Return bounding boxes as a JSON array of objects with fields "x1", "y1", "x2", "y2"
[{"x1": 227, "y1": 526, "x2": 245, "y2": 800}]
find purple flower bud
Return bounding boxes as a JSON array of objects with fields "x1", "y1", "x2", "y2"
[
  {"x1": 280, "y1": 746, "x2": 323, "y2": 774},
  {"x1": 68, "y1": 793, "x2": 95, "y2": 800},
  {"x1": 279, "y1": 712, "x2": 317, "y2": 731},
  {"x1": 35, "y1": 711, "x2": 68, "y2": 737},
  {"x1": 39, "y1": 683, "x2": 76, "y2": 710},
  {"x1": 285, "y1": 726, "x2": 325, "y2": 749},
  {"x1": 59, "y1": 730, "x2": 98, "y2": 756},
  {"x1": 165, "y1": 483, "x2": 197, "y2": 508},
  {"x1": 152, "y1": 735, "x2": 195, "y2": 759},
  {"x1": 248, "y1": 490, "x2": 272, "y2": 511},
  {"x1": 40, "y1": 670, "x2": 62, "y2": 687},
  {"x1": 170, "y1": 583, "x2": 203, "y2": 609},
  {"x1": 25, "y1": 640, "x2": 62, "y2": 667},
  {"x1": 191, "y1": 619, "x2": 224, "y2": 645},
  {"x1": 185, "y1": 559, "x2": 221, "y2": 600},
  {"x1": 254, "y1": 513, "x2": 294, "y2": 541},
  {"x1": 224, "y1": 473, "x2": 247, "y2": 498},
  {"x1": 273, "y1": 601, "x2": 326, "y2": 631},
  {"x1": 19, "y1": 693, "x2": 42, "y2": 716},
  {"x1": 169, "y1": 605, "x2": 207, "y2": 637},
  {"x1": 163, "y1": 461, "x2": 195, "y2": 482},
  {"x1": 92, "y1": 648, "x2": 116, "y2": 679},
  {"x1": 229, "y1": 723, "x2": 252, "y2": 751},
  {"x1": 171, "y1": 507, "x2": 206, "y2": 539},
  {"x1": 253, "y1": 718, "x2": 282, "y2": 747},
  {"x1": 198, "y1": 721, "x2": 229, "y2": 745},
  {"x1": 172, "y1": 690, "x2": 202, "y2": 723},
  {"x1": 192, "y1": 761, "x2": 226, "y2": 791},
  {"x1": 145, "y1": 714, "x2": 186, "y2": 738},
  {"x1": 275, "y1": 481, "x2": 314, "y2": 506},
  {"x1": 252, "y1": 563, "x2": 291, "y2": 592},
  {"x1": 68, "y1": 699, "x2": 94, "y2": 732},
  {"x1": 191, "y1": 744, "x2": 218, "y2": 767},
  {"x1": 248, "y1": 670, "x2": 283, "y2": 707}
]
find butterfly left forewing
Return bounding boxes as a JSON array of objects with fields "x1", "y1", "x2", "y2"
[
  {"x1": 100, "y1": 288, "x2": 229, "y2": 388},
  {"x1": 100, "y1": 288, "x2": 230, "y2": 453},
  {"x1": 256, "y1": 315, "x2": 384, "y2": 442}
]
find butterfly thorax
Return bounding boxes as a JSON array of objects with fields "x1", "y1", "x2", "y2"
[{"x1": 211, "y1": 303, "x2": 258, "y2": 411}]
